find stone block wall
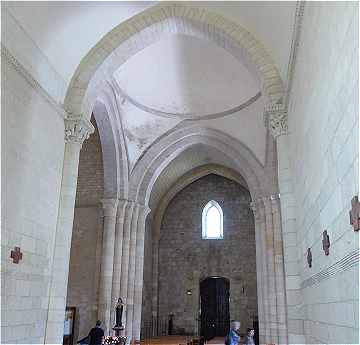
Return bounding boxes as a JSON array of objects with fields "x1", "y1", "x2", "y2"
[
  {"x1": 66, "y1": 118, "x2": 104, "y2": 339},
  {"x1": 157, "y1": 174, "x2": 257, "y2": 335},
  {"x1": 1, "y1": 50, "x2": 65, "y2": 343},
  {"x1": 287, "y1": 2, "x2": 359, "y2": 344}
]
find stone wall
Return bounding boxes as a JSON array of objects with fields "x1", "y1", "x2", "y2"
[
  {"x1": 2, "y1": 49, "x2": 65, "y2": 343},
  {"x1": 66, "y1": 118, "x2": 104, "y2": 339},
  {"x1": 287, "y1": 2, "x2": 359, "y2": 344},
  {"x1": 157, "y1": 174, "x2": 257, "y2": 335}
]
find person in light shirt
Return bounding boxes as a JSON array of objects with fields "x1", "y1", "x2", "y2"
[{"x1": 226, "y1": 321, "x2": 241, "y2": 345}]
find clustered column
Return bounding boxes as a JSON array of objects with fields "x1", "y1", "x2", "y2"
[{"x1": 97, "y1": 200, "x2": 150, "y2": 342}]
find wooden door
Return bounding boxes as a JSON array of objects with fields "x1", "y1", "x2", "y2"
[{"x1": 200, "y1": 277, "x2": 230, "y2": 340}]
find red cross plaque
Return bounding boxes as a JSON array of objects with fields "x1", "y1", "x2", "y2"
[
  {"x1": 10, "y1": 247, "x2": 23, "y2": 264},
  {"x1": 349, "y1": 195, "x2": 360, "y2": 232}
]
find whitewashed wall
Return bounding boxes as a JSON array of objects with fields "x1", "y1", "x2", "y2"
[
  {"x1": 287, "y1": 2, "x2": 359, "y2": 344},
  {"x1": 2, "y1": 53, "x2": 65, "y2": 343}
]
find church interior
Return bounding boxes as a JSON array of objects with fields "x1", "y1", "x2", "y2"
[{"x1": 2, "y1": 1, "x2": 359, "y2": 345}]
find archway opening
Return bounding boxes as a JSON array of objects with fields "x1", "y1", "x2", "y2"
[
  {"x1": 146, "y1": 173, "x2": 258, "y2": 340},
  {"x1": 200, "y1": 277, "x2": 230, "y2": 341}
]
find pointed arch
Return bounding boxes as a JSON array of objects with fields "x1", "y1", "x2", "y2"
[{"x1": 202, "y1": 200, "x2": 223, "y2": 239}]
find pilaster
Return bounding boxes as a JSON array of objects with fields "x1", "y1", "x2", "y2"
[{"x1": 266, "y1": 105, "x2": 305, "y2": 343}]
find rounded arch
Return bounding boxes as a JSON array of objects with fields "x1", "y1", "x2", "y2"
[
  {"x1": 130, "y1": 126, "x2": 276, "y2": 208},
  {"x1": 93, "y1": 85, "x2": 129, "y2": 199},
  {"x1": 64, "y1": 3, "x2": 285, "y2": 120}
]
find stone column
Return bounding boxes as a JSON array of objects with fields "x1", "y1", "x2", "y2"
[
  {"x1": 271, "y1": 196, "x2": 288, "y2": 344},
  {"x1": 110, "y1": 199, "x2": 128, "y2": 328},
  {"x1": 45, "y1": 116, "x2": 94, "y2": 344},
  {"x1": 262, "y1": 197, "x2": 279, "y2": 344},
  {"x1": 98, "y1": 198, "x2": 119, "y2": 334},
  {"x1": 119, "y1": 202, "x2": 135, "y2": 327},
  {"x1": 250, "y1": 201, "x2": 266, "y2": 344},
  {"x1": 133, "y1": 205, "x2": 151, "y2": 341},
  {"x1": 267, "y1": 105, "x2": 305, "y2": 343},
  {"x1": 125, "y1": 204, "x2": 140, "y2": 341}
]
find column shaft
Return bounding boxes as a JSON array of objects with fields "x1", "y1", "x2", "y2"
[
  {"x1": 263, "y1": 198, "x2": 279, "y2": 344},
  {"x1": 125, "y1": 205, "x2": 140, "y2": 341},
  {"x1": 133, "y1": 205, "x2": 150, "y2": 341},
  {"x1": 251, "y1": 202, "x2": 266, "y2": 344},
  {"x1": 110, "y1": 200, "x2": 128, "y2": 328},
  {"x1": 98, "y1": 198, "x2": 119, "y2": 334},
  {"x1": 120, "y1": 202, "x2": 135, "y2": 327}
]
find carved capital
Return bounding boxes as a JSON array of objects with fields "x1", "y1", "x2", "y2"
[
  {"x1": 101, "y1": 198, "x2": 119, "y2": 218},
  {"x1": 139, "y1": 204, "x2": 151, "y2": 218},
  {"x1": 264, "y1": 104, "x2": 288, "y2": 138},
  {"x1": 64, "y1": 115, "x2": 94, "y2": 145}
]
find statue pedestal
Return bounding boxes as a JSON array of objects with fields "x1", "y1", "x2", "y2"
[{"x1": 112, "y1": 326, "x2": 125, "y2": 337}]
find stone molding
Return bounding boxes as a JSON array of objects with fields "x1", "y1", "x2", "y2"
[
  {"x1": 64, "y1": 2, "x2": 285, "y2": 119},
  {"x1": 64, "y1": 115, "x2": 94, "y2": 145},
  {"x1": 1, "y1": 43, "x2": 67, "y2": 119},
  {"x1": 113, "y1": 81, "x2": 262, "y2": 120},
  {"x1": 138, "y1": 204, "x2": 151, "y2": 218},
  {"x1": 264, "y1": 104, "x2": 288, "y2": 138},
  {"x1": 263, "y1": 0, "x2": 305, "y2": 138},
  {"x1": 301, "y1": 248, "x2": 360, "y2": 289},
  {"x1": 285, "y1": 0, "x2": 306, "y2": 106},
  {"x1": 130, "y1": 126, "x2": 273, "y2": 206}
]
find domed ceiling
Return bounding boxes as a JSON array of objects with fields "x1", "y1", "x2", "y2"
[{"x1": 113, "y1": 34, "x2": 260, "y2": 119}]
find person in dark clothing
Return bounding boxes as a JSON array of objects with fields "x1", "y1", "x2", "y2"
[
  {"x1": 89, "y1": 320, "x2": 104, "y2": 345},
  {"x1": 243, "y1": 328, "x2": 255, "y2": 345}
]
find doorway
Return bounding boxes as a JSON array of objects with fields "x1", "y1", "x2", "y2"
[{"x1": 200, "y1": 277, "x2": 230, "y2": 340}]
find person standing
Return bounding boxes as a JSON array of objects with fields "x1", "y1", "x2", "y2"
[
  {"x1": 226, "y1": 321, "x2": 241, "y2": 345},
  {"x1": 88, "y1": 320, "x2": 105, "y2": 345},
  {"x1": 243, "y1": 328, "x2": 255, "y2": 345}
]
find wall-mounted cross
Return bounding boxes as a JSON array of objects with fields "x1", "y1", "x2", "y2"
[
  {"x1": 322, "y1": 230, "x2": 330, "y2": 256},
  {"x1": 10, "y1": 246, "x2": 23, "y2": 264},
  {"x1": 307, "y1": 248, "x2": 312, "y2": 268},
  {"x1": 349, "y1": 195, "x2": 360, "y2": 232}
]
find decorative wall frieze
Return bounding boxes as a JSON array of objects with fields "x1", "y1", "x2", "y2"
[
  {"x1": 264, "y1": 104, "x2": 288, "y2": 139},
  {"x1": 64, "y1": 115, "x2": 94, "y2": 145},
  {"x1": 301, "y1": 248, "x2": 359, "y2": 289},
  {"x1": 1, "y1": 44, "x2": 67, "y2": 119}
]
